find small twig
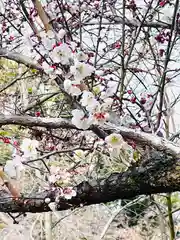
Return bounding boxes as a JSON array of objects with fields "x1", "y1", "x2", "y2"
[{"x1": 99, "y1": 196, "x2": 143, "y2": 239}]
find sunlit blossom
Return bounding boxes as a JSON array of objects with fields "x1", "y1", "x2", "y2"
[
  {"x1": 74, "y1": 149, "x2": 86, "y2": 161},
  {"x1": 64, "y1": 79, "x2": 82, "y2": 96},
  {"x1": 86, "y1": 100, "x2": 101, "y2": 113},
  {"x1": 20, "y1": 138, "x2": 39, "y2": 158},
  {"x1": 100, "y1": 81, "x2": 118, "y2": 99},
  {"x1": 4, "y1": 160, "x2": 17, "y2": 178},
  {"x1": 80, "y1": 91, "x2": 95, "y2": 106},
  {"x1": 105, "y1": 133, "x2": 124, "y2": 148},
  {"x1": 71, "y1": 109, "x2": 93, "y2": 130},
  {"x1": 70, "y1": 62, "x2": 95, "y2": 81},
  {"x1": 50, "y1": 43, "x2": 72, "y2": 64},
  {"x1": 101, "y1": 98, "x2": 113, "y2": 111},
  {"x1": 40, "y1": 30, "x2": 56, "y2": 51}
]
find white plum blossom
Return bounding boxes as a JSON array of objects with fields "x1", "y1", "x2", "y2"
[
  {"x1": 69, "y1": 3, "x2": 79, "y2": 14},
  {"x1": 71, "y1": 109, "x2": 93, "y2": 130},
  {"x1": 21, "y1": 35, "x2": 34, "y2": 53},
  {"x1": 101, "y1": 98, "x2": 114, "y2": 111},
  {"x1": 50, "y1": 43, "x2": 72, "y2": 64},
  {"x1": 70, "y1": 62, "x2": 95, "y2": 81},
  {"x1": 12, "y1": 155, "x2": 24, "y2": 171},
  {"x1": 48, "y1": 202, "x2": 57, "y2": 211},
  {"x1": 4, "y1": 160, "x2": 16, "y2": 178},
  {"x1": 57, "y1": 29, "x2": 66, "y2": 39},
  {"x1": 62, "y1": 187, "x2": 77, "y2": 200},
  {"x1": 53, "y1": 187, "x2": 76, "y2": 200},
  {"x1": 74, "y1": 149, "x2": 86, "y2": 161},
  {"x1": 80, "y1": 91, "x2": 95, "y2": 107},
  {"x1": 109, "y1": 147, "x2": 121, "y2": 158},
  {"x1": 76, "y1": 51, "x2": 88, "y2": 62},
  {"x1": 80, "y1": 91, "x2": 110, "y2": 126},
  {"x1": 64, "y1": 79, "x2": 82, "y2": 96},
  {"x1": 4, "y1": 154, "x2": 24, "y2": 178},
  {"x1": 50, "y1": 165, "x2": 60, "y2": 175},
  {"x1": 40, "y1": 30, "x2": 56, "y2": 51},
  {"x1": 93, "y1": 112, "x2": 109, "y2": 125},
  {"x1": 20, "y1": 138, "x2": 39, "y2": 158},
  {"x1": 48, "y1": 174, "x2": 57, "y2": 183},
  {"x1": 42, "y1": 62, "x2": 54, "y2": 75},
  {"x1": 48, "y1": 166, "x2": 71, "y2": 184},
  {"x1": 105, "y1": 133, "x2": 124, "y2": 148},
  {"x1": 101, "y1": 81, "x2": 118, "y2": 99},
  {"x1": 70, "y1": 41, "x2": 77, "y2": 52},
  {"x1": 44, "y1": 198, "x2": 51, "y2": 204},
  {"x1": 86, "y1": 99, "x2": 101, "y2": 113}
]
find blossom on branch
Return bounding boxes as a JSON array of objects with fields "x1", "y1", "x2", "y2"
[
  {"x1": 105, "y1": 133, "x2": 124, "y2": 148},
  {"x1": 50, "y1": 43, "x2": 72, "y2": 64},
  {"x1": 71, "y1": 109, "x2": 93, "y2": 130},
  {"x1": 64, "y1": 79, "x2": 82, "y2": 96},
  {"x1": 20, "y1": 138, "x2": 39, "y2": 158},
  {"x1": 70, "y1": 62, "x2": 95, "y2": 81},
  {"x1": 62, "y1": 187, "x2": 77, "y2": 200}
]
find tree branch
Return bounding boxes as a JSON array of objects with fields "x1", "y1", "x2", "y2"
[
  {"x1": 0, "y1": 48, "x2": 42, "y2": 71},
  {"x1": 0, "y1": 114, "x2": 180, "y2": 156},
  {"x1": 84, "y1": 18, "x2": 171, "y2": 29},
  {"x1": 0, "y1": 114, "x2": 74, "y2": 129},
  {"x1": 0, "y1": 151, "x2": 179, "y2": 213}
]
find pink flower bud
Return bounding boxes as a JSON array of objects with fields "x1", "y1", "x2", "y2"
[{"x1": 35, "y1": 111, "x2": 41, "y2": 117}]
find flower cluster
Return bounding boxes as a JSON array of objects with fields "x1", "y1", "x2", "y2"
[
  {"x1": 48, "y1": 166, "x2": 71, "y2": 184},
  {"x1": 4, "y1": 154, "x2": 24, "y2": 178},
  {"x1": 45, "y1": 186, "x2": 77, "y2": 204},
  {"x1": 71, "y1": 90, "x2": 113, "y2": 130}
]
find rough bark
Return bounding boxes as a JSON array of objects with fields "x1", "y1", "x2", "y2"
[{"x1": 0, "y1": 151, "x2": 180, "y2": 213}]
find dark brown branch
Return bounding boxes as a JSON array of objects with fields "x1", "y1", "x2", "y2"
[{"x1": 0, "y1": 151, "x2": 179, "y2": 213}]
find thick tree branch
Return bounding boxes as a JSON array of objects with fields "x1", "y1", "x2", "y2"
[
  {"x1": 102, "y1": 122, "x2": 180, "y2": 156},
  {"x1": 0, "y1": 48, "x2": 42, "y2": 71},
  {"x1": 0, "y1": 114, "x2": 74, "y2": 129},
  {"x1": 0, "y1": 114, "x2": 180, "y2": 156},
  {"x1": 0, "y1": 151, "x2": 179, "y2": 213}
]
